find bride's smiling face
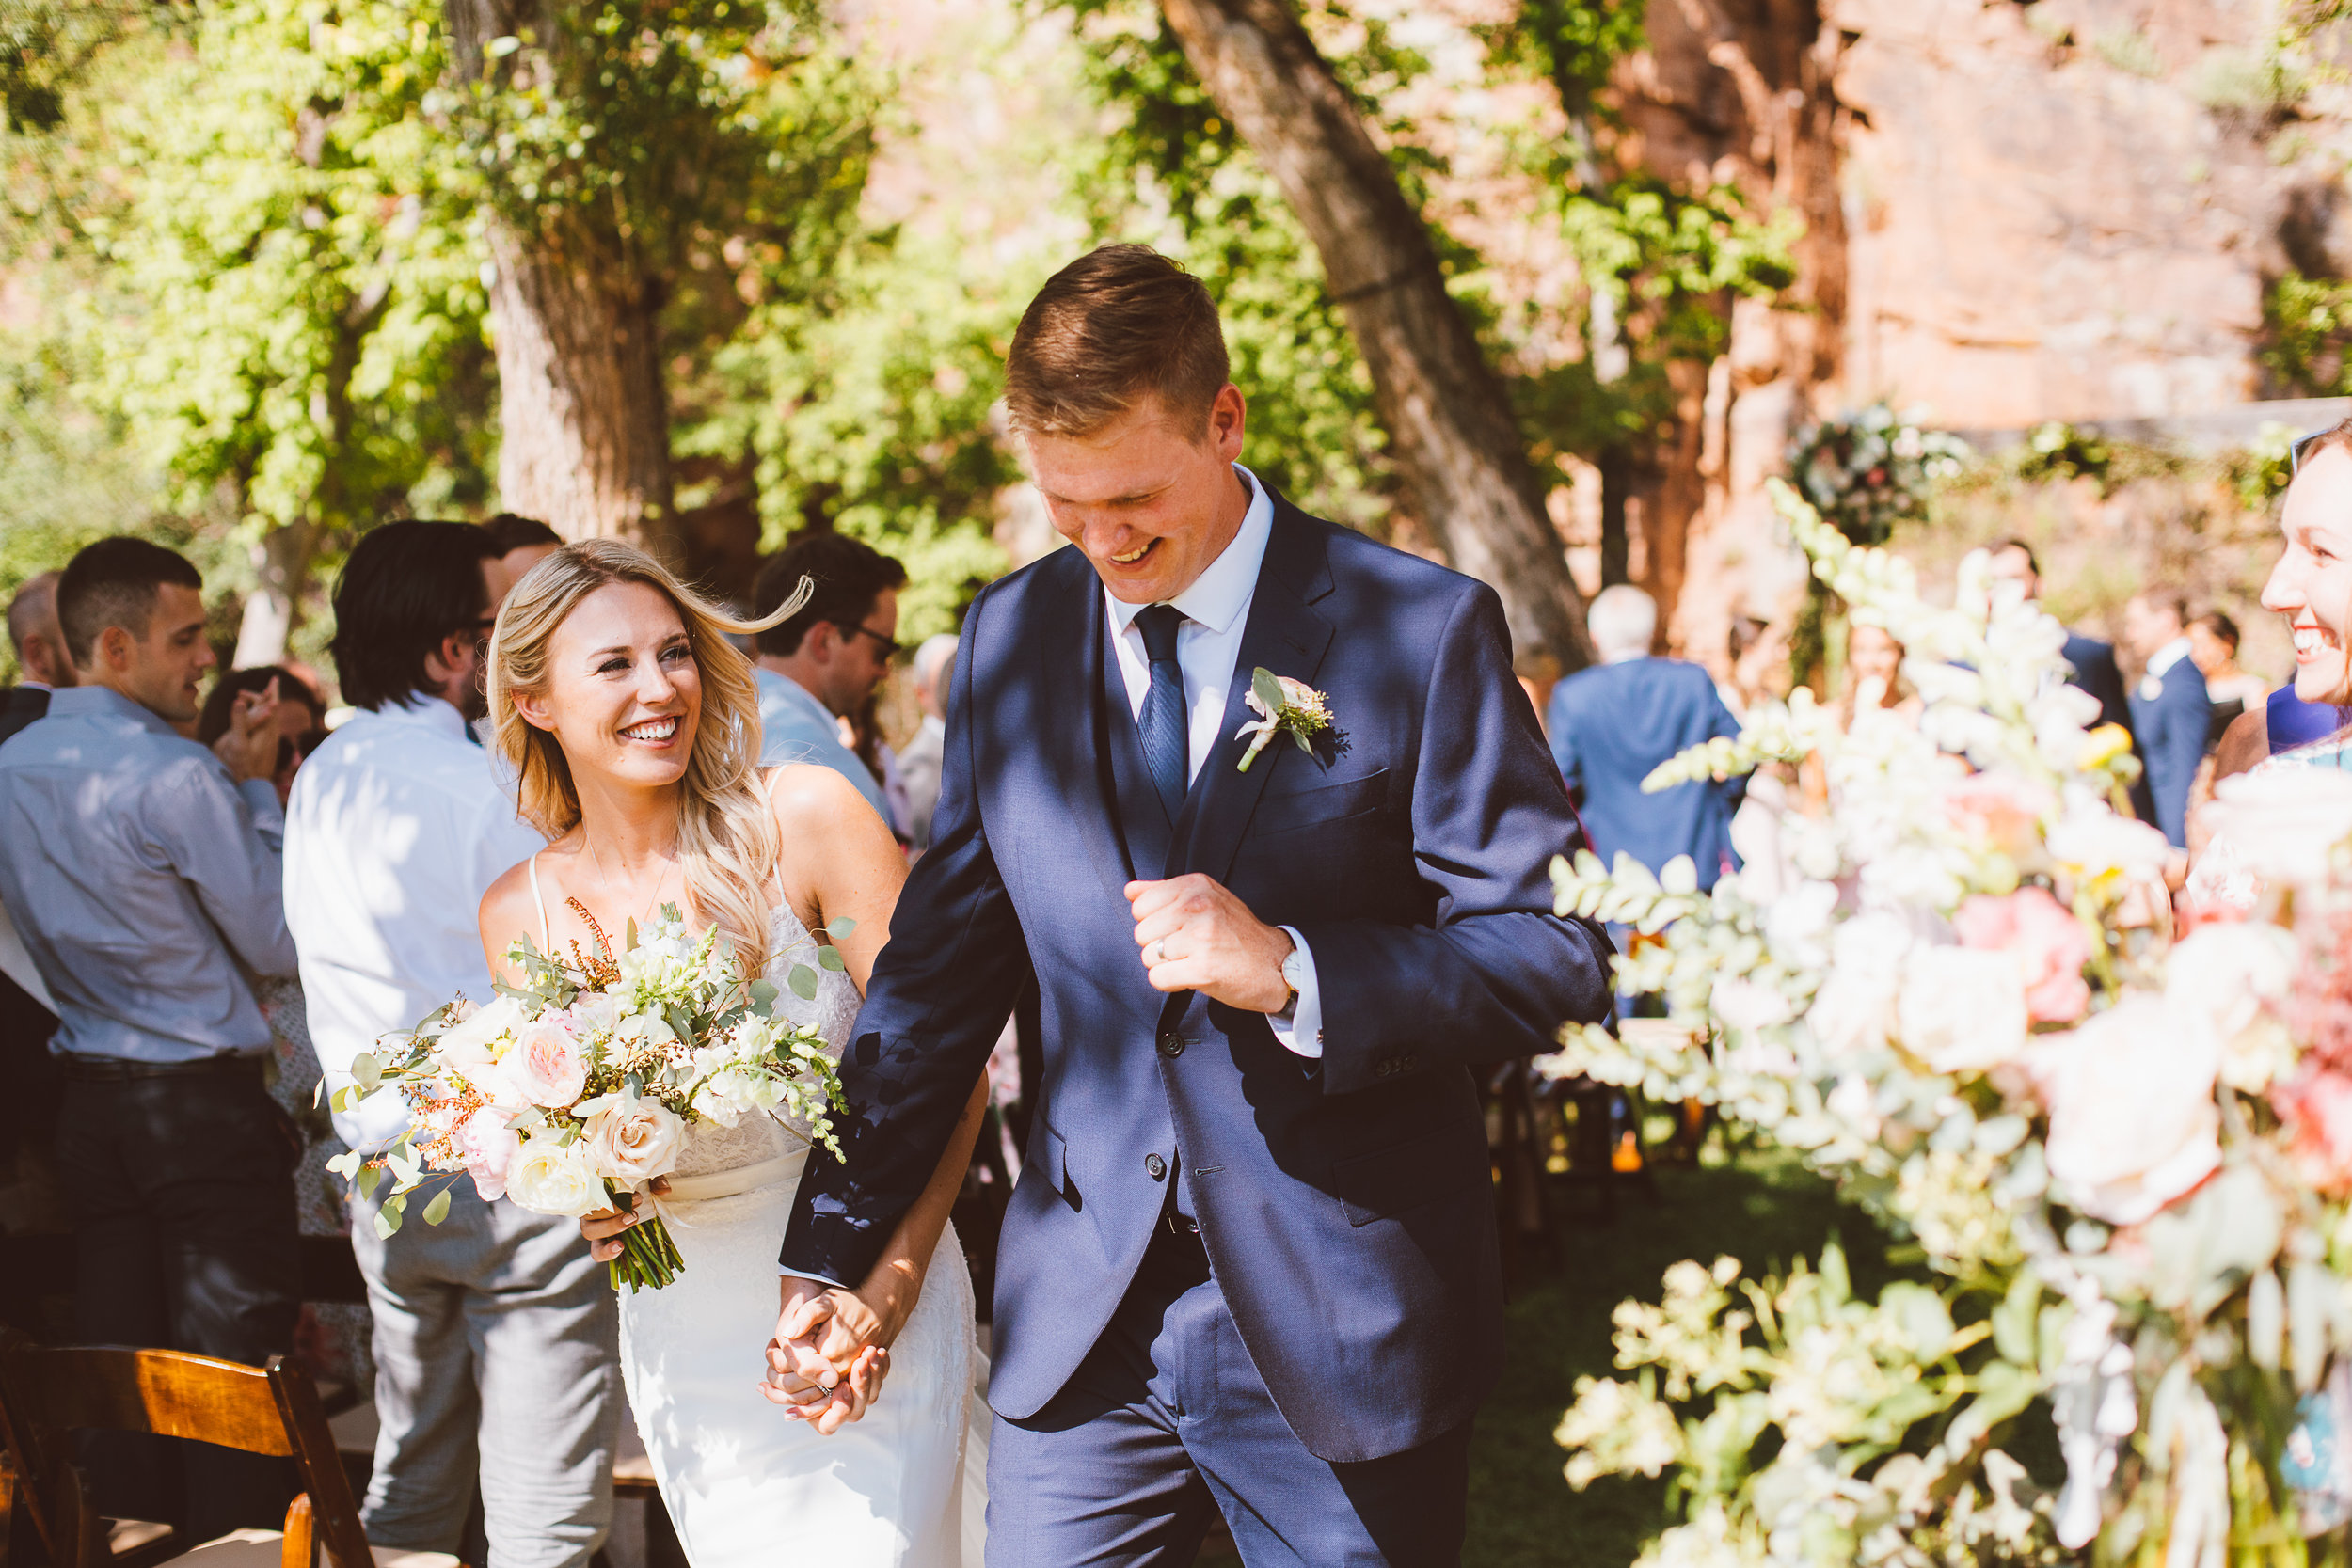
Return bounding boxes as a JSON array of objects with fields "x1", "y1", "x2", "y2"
[
  {"x1": 516, "y1": 580, "x2": 701, "y2": 788},
  {"x1": 2265, "y1": 442, "x2": 2352, "y2": 705}
]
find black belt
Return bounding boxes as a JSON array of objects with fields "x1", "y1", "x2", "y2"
[{"x1": 60, "y1": 1053, "x2": 266, "y2": 1083}]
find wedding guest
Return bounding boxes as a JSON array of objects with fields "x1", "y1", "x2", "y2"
[
  {"x1": 198, "y1": 665, "x2": 324, "y2": 806},
  {"x1": 898, "y1": 632, "x2": 957, "y2": 850},
  {"x1": 2124, "y1": 585, "x2": 2212, "y2": 848},
  {"x1": 1, "y1": 571, "x2": 75, "y2": 747},
  {"x1": 1547, "y1": 584, "x2": 1746, "y2": 889},
  {"x1": 285, "y1": 520, "x2": 617, "y2": 1568},
  {"x1": 748, "y1": 531, "x2": 903, "y2": 824},
  {"x1": 1840, "y1": 623, "x2": 1922, "y2": 727},
  {"x1": 2188, "y1": 610, "x2": 2269, "y2": 742},
  {"x1": 0, "y1": 537, "x2": 300, "y2": 1539},
  {"x1": 1987, "y1": 538, "x2": 2157, "y2": 826},
  {"x1": 485, "y1": 513, "x2": 564, "y2": 587}
]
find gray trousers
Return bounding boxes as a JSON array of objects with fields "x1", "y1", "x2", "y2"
[{"x1": 351, "y1": 1180, "x2": 620, "y2": 1568}]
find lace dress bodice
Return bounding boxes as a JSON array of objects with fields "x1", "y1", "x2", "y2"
[{"x1": 669, "y1": 901, "x2": 863, "y2": 1180}]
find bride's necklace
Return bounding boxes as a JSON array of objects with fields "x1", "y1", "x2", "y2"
[{"x1": 581, "y1": 829, "x2": 682, "y2": 925}]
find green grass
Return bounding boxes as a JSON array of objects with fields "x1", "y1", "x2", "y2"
[{"x1": 1463, "y1": 1143, "x2": 1903, "y2": 1568}]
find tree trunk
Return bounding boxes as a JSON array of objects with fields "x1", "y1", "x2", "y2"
[
  {"x1": 1155, "y1": 0, "x2": 1596, "y2": 671},
  {"x1": 231, "y1": 520, "x2": 319, "y2": 669},
  {"x1": 444, "y1": 0, "x2": 678, "y2": 562},
  {"x1": 485, "y1": 219, "x2": 677, "y2": 562}
]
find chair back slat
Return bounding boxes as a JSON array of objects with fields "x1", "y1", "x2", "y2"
[
  {"x1": 0, "y1": 1334, "x2": 376, "y2": 1568},
  {"x1": 13, "y1": 1349, "x2": 294, "y2": 1458}
]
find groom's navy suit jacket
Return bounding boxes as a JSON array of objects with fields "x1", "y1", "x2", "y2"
[{"x1": 782, "y1": 496, "x2": 1613, "y2": 1464}]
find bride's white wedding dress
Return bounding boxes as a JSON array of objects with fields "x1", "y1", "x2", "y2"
[{"x1": 525, "y1": 862, "x2": 987, "y2": 1566}]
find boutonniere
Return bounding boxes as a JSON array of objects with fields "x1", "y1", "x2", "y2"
[{"x1": 1233, "y1": 668, "x2": 1334, "y2": 772}]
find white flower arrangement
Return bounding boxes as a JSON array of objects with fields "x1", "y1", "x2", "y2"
[
  {"x1": 326, "y1": 903, "x2": 850, "y2": 1291},
  {"x1": 1544, "y1": 478, "x2": 2352, "y2": 1561}
]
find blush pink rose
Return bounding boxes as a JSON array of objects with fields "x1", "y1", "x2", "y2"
[
  {"x1": 504, "y1": 1017, "x2": 589, "y2": 1108},
  {"x1": 2275, "y1": 1069, "x2": 2352, "y2": 1195},
  {"x1": 1952, "y1": 886, "x2": 2092, "y2": 1024},
  {"x1": 453, "y1": 1106, "x2": 516, "y2": 1203},
  {"x1": 1940, "y1": 774, "x2": 2053, "y2": 863},
  {"x1": 2028, "y1": 994, "x2": 2221, "y2": 1226}
]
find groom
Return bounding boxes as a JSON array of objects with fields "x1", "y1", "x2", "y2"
[{"x1": 777, "y1": 244, "x2": 1613, "y2": 1563}]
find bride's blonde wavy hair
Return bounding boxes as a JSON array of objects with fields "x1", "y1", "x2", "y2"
[{"x1": 488, "y1": 539, "x2": 811, "y2": 976}]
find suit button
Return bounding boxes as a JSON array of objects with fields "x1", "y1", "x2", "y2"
[
  {"x1": 1158, "y1": 1033, "x2": 1184, "y2": 1058},
  {"x1": 1145, "y1": 1154, "x2": 1168, "y2": 1180}
]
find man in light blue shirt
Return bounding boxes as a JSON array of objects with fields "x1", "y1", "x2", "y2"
[
  {"x1": 749, "y1": 531, "x2": 906, "y2": 829},
  {"x1": 0, "y1": 537, "x2": 302, "y2": 1539}
]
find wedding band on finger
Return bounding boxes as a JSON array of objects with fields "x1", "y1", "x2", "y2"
[{"x1": 1146, "y1": 941, "x2": 1166, "y2": 967}]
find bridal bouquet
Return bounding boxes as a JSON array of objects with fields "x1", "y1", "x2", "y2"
[
  {"x1": 1543, "y1": 479, "x2": 2352, "y2": 1564},
  {"x1": 326, "y1": 904, "x2": 850, "y2": 1291}
]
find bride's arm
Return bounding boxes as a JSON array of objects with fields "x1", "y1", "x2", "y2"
[{"x1": 770, "y1": 767, "x2": 993, "y2": 1339}]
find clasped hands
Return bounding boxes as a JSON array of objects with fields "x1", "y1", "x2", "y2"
[{"x1": 586, "y1": 878, "x2": 1289, "y2": 1433}]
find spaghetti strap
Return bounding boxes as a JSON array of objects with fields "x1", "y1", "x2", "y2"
[
  {"x1": 527, "y1": 851, "x2": 551, "y2": 949},
  {"x1": 758, "y1": 768, "x2": 787, "y2": 901}
]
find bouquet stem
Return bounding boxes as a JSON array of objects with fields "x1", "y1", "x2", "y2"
[{"x1": 607, "y1": 1192, "x2": 686, "y2": 1292}]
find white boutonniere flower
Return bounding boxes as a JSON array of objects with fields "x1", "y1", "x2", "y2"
[{"x1": 1233, "y1": 667, "x2": 1334, "y2": 771}]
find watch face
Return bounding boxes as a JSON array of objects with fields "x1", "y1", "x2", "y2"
[{"x1": 1281, "y1": 950, "x2": 1306, "y2": 988}]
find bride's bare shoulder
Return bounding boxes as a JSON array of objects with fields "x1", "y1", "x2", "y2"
[{"x1": 761, "y1": 763, "x2": 881, "y2": 838}]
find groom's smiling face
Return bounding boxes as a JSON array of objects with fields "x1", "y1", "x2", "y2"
[{"x1": 1028, "y1": 386, "x2": 1251, "y2": 606}]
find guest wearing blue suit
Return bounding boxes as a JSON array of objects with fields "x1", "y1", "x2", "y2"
[
  {"x1": 774, "y1": 246, "x2": 1613, "y2": 1565},
  {"x1": 1546, "y1": 585, "x2": 1745, "y2": 889},
  {"x1": 2124, "y1": 586, "x2": 2213, "y2": 848},
  {"x1": 1987, "y1": 540, "x2": 2158, "y2": 826}
]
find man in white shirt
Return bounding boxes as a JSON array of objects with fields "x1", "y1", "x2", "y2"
[
  {"x1": 286, "y1": 521, "x2": 619, "y2": 1568},
  {"x1": 747, "y1": 531, "x2": 904, "y2": 827}
]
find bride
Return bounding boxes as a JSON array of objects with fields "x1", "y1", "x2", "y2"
[{"x1": 473, "y1": 539, "x2": 989, "y2": 1566}]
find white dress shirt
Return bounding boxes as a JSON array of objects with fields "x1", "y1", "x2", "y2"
[
  {"x1": 1104, "y1": 465, "x2": 1326, "y2": 1058},
  {"x1": 286, "y1": 696, "x2": 548, "y2": 1150},
  {"x1": 2139, "y1": 635, "x2": 2194, "y2": 701}
]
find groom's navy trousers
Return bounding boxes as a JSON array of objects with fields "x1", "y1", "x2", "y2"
[{"x1": 783, "y1": 494, "x2": 1613, "y2": 1563}]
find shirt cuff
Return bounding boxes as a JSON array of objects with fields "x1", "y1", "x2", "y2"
[
  {"x1": 778, "y1": 1267, "x2": 849, "y2": 1288},
  {"x1": 238, "y1": 777, "x2": 284, "y2": 827},
  {"x1": 1268, "y1": 925, "x2": 1323, "y2": 1060}
]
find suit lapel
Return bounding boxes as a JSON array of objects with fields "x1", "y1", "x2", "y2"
[
  {"x1": 1033, "y1": 561, "x2": 1136, "y2": 900},
  {"x1": 1173, "y1": 505, "x2": 1337, "y2": 888}
]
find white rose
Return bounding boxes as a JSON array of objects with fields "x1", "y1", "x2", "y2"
[
  {"x1": 569, "y1": 990, "x2": 621, "y2": 1038},
  {"x1": 583, "y1": 1093, "x2": 686, "y2": 1186},
  {"x1": 437, "y1": 993, "x2": 527, "y2": 1069},
  {"x1": 1805, "y1": 912, "x2": 1914, "y2": 1056},
  {"x1": 1713, "y1": 975, "x2": 1797, "y2": 1035},
  {"x1": 2203, "y1": 768, "x2": 2352, "y2": 886},
  {"x1": 1897, "y1": 944, "x2": 2027, "y2": 1074},
  {"x1": 2029, "y1": 993, "x2": 2220, "y2": 1227},
  {"x1": 2168, "y1": 922, "x2": 2299, "y2": 1091},
  {"x1": 503, "y1": 1136, "x2": 609, "y2": 1218},
  {"x1": 2047, "y1": 801, "x2": 2173, "y2": 886}
]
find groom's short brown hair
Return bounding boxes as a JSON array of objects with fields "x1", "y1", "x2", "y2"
[{"x1": 1005, "y1": 245, "x2": 1230, "y2": 439}]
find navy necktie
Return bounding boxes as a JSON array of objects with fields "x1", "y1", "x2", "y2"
[{"x1": 1135, "y1": 604, "x2": 1189, "y2": 818}]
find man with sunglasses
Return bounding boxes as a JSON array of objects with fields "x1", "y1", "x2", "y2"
[
  {"x1": 749, "y1": 531, "x2": 907, "y2": 828},
  {"x1": 285, "y1": 520, "x2": 619, "y2": 1568}
]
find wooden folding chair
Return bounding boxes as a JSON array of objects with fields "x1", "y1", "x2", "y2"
[{"x1": 0, "y1": 1330, "x2": 455, "y2": 1568}]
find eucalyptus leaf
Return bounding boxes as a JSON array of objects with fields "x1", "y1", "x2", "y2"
[
  {"x1": 1251, "y1": 667, "x2": 1283, "y2": 714},
  {"x1": 826, "y1": 917, "x2": 857, "y2": 940},
  {"x1": 749, "y1": 979, "x2": 779, "y2": 1008},
  {"x1": 422, "y1": 1187, "x2": 453, "y2": 1226},
  {"x1": 818, "y1": 945, "x2": 846, "y2": 972},
  {"x1": 358, "y1": 1163, "x2": 383, "y2": 1201},
  {"x1": 788, "y1": 965, "x2": 819, "y2": 1002}
]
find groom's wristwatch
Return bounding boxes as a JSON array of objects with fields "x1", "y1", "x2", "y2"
[{"x1": 1279, "y1": 943, "x2": 1307, "y2": 1012}]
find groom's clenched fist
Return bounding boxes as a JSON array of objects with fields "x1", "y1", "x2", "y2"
[{"x1": 1126, "y1": 874, "x2": 1295, "y2": 1013}]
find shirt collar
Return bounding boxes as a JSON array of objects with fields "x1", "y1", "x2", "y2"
[
  {"x1": 1106, "y1": 464, "x2": 1275, "y2": 639},
  {"x1": 17, "y1": 680, "x2": 52, "y2": 694},
  {"x1": 364, "y1": 694, "x2": 469, "y2": 739},
  {"x1": 757, "y1": 664, "x2": 831, "y2": 719},
  {"x1": 2147, "y1": 637, "x2": 2194, "y2": 678},
  {"x1": 48, "y1": 683, "x2": 183, "y2": 737}
]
